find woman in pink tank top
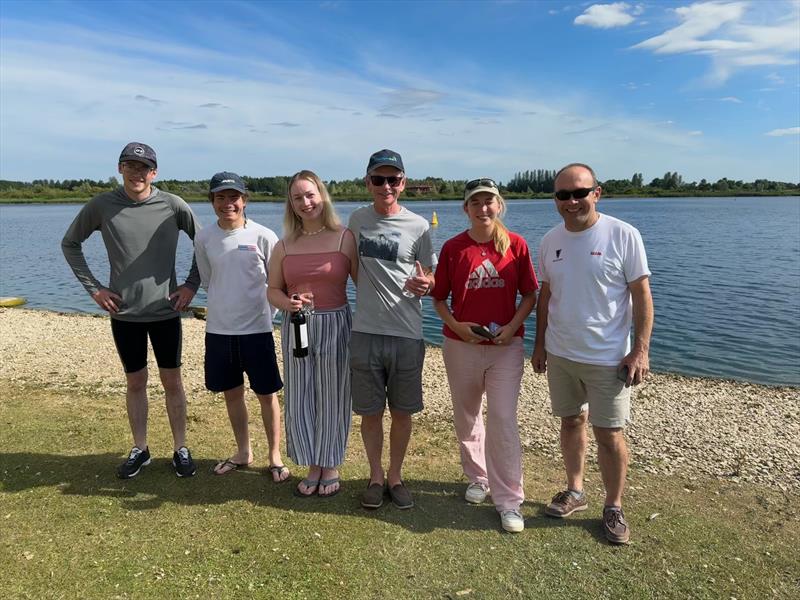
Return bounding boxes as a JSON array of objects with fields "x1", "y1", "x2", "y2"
[{"x1": 267, "y1": 170, "x2": 358, "y2": 498}]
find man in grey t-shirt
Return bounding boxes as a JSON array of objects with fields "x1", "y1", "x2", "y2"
[
  {"x1": 349, "y1": 149, "x2": 436, "y2": 510},
  {"x1": 62, "y1": 142, "x2": 201, "y2": 479}
]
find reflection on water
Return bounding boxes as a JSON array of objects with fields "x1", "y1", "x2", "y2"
[{"x1": 1, "y1": 197, "x2": 798, "y2": 386}]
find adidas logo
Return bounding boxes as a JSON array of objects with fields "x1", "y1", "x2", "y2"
[{"x1": 466, "y1": 259, "x2": 505, "y2": 289}]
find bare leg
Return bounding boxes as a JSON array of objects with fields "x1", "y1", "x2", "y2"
[
  {"x1": 386, "y1": 410, "x2": 412, "y2": 488},
  {"x1": 257, "y1": 392, "x2": 288, "y2": 480},
  {"x1": 221, "y1": 385, "x2": 252, "y2": 464},
  {"x1": 561, "y1": 412, "x2": 588, "y2": 492},
  {"x1": 360, "y1": 412, "x2": 385, "y2": 485},
  {"x1": 159, "y1": 367, "x2": 187, "y2": 450},
  {"x1": 125, "y1": 368, "x2": 149, "y2": 449},
  {"x1": 593, "y1": 426, "x2": 628, "y2": 507}
]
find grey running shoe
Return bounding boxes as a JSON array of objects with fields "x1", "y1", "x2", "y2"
[
  {"x1": 603, "y1": 507, "x2": 630, "y2": 545},
  {"x1": 117, "y1": 446, "x2": 151, "y2": 479},
  {"x1": 545, "y1": 489, "x2": 588, "y2": 517},
  {"x1": 172, "y1": 447, "x2": 196, "y2": 478}
]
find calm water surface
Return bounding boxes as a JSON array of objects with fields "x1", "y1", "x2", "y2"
[{"x1": 1, "y1": 197, "x2": 798, "y2": 386}]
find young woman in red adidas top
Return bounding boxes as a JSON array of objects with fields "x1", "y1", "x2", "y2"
[{"x1": 431, "y1": 178, "x2": 538, "y2": 533}]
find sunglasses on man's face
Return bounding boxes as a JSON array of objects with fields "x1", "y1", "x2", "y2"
[
  {"x1": 369, "y1": 175, "x2": 404, "y2": 187},
  {"x1": 465, "y1": 178, "x2": 497, "y2": 191},
  {"x1": 554, "y1": 187, "x2": 596, "y2": 201}
]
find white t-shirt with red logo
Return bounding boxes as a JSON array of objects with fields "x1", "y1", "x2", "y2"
[
  {"x1": 432, "y1": 230, "x2": 538, "y2": 344},
  {"x1": 538, "y1": 213, "x2": 650, "y2": 365}
]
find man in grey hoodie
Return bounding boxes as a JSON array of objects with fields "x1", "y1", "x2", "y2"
[{"x1": 62, "y1": 142, "x2": 201, "y2": 479}]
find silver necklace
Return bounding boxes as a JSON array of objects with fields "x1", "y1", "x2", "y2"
[{"x1": 301, "y1": 225, "x2": 326, "y2": 236}]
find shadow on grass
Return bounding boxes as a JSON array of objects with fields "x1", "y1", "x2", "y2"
[{"x1": 0, "y1": 451, "x2": 605, "y2": 539}]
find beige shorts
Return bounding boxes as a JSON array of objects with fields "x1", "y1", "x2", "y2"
[{"x1": 546, "y1": 353, "x2": 631, "y2": 429}]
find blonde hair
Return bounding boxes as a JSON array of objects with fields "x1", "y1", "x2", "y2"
[
  {"x1": 284, "y1": 170, "x2": 340, "y2": 239},
  {"x1": 465, "y1": 192, "x2": 510, "y2": 256}
]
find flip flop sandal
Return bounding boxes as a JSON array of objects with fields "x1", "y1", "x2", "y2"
[
  {"x1": 317, "y1": 477, "x2": 340, "y2": 498},
  {"x1": 293, "y1": 478, "x2": 321, "y2": 497},
  {"x1": 268, "y1": 464, "x2": 291, "y2": 483},
  {"x1": 212, "y1": 458, "x2": 250, "y2": 476}
]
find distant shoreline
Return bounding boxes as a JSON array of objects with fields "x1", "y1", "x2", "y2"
[{"x1": 2, "y1": 191, "x2": 799, "y2": 204}]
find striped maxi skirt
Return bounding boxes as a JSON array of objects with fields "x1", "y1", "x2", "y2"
[{"x1": 281, "y1": 304, "x2": 352, "y2": 467}]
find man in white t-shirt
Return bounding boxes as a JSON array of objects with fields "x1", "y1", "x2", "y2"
[{"x1": 531, "y1": 163, "x2": 653, "y2": 544}]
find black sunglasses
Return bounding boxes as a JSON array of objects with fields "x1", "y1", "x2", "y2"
[
  {"x1": 465, "y1": 178, "x2": 498, "y2": 191},
  {"x1": 369, "y1": 175, "x2": 404, "y2": 187},
  {"x1": 554, "y1": 187, "x2": 596, "y2": 201}
]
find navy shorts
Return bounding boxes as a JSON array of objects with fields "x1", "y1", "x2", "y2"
[
  {"x1": 110, "y1": 317, "x2": 182, "y2": 373},
  {"x1": 205, "y1": 332, "x2": 283, "y2": 395}
]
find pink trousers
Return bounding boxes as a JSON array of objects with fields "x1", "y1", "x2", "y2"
[{"x1": 442, "y1": 336, "x2": 525, "y2": 511}]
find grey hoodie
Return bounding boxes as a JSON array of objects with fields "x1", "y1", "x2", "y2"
[{"x1": 62, "y1": 186, "x2": 201, "y2": 322}]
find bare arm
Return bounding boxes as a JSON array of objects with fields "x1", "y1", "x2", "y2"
[
  {"x1": 342, "y1": 228, "x2": 358, "y2": 284},
  {"x1": 266, "y1": 241, "x2": 303, "y2": 313},
  {"x1": 620, "y1": 275, "x2": 654, "y2": 386},
  {"x1": 531, "y1": 282, "x2": 551, "y2": 373}
]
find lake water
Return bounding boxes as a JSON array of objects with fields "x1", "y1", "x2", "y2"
[{"x1": 1, "y1": 197, "x2": 798, "y2": 387}]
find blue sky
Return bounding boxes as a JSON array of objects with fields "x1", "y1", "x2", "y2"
[{"x1": 1, "y1": 0, "x2": 798, "y2": 184}]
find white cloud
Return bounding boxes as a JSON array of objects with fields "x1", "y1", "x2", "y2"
[
  {"x1": 632, "y1": 1, "x2": 800, "y2": 85},
  {"x1": 688, "y1": 130, "x2": 704, "y2": 136},
  {"x1": 765, "y1": 127, "x2": 800, "y2": 137},
  {"x1": 720, "y1": 96, "x2": 743, "y2": 103},
  {"x1": 575, "y1": 3, "x2": 636, "y2": 28}
]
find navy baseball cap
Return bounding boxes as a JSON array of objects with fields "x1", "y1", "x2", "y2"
[
  {"x1": 119, "y1": 142, "x2": 157, "y2": 168},
  {"x1": 209, "y1": 172, "x2": 247, "y2": 194},
  {"x1": 366, "y1": 149, "x2": 404, "y2": 174}
]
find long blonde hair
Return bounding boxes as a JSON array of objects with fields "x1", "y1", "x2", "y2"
[
  {"x1": 465, "y1": 192, "x2": 510, "y2": 255},
  {"x1": 283, "y1": 170, "x2": 340, "y2": 239}
]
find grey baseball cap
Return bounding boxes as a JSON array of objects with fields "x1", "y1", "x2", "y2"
[
  {"x1": 209, "y1": 171, "x2": 247, "y2": 194},
  {"x1": 119, "y1": 142, "x2": 157, "y2": 168},
  {"x1": 366, "y1": 149, "x2": 404, "y2": 174}
]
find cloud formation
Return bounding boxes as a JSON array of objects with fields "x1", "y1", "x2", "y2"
[
  {"x1": 765, "y1": 127, "x2": 800, "y2": 137},
  {"x1": 575, "y1": 3, "x2": 637, "y2": 28},
  {"x1": 632, "y1": 1, "x2": 800, "y2": 85}
]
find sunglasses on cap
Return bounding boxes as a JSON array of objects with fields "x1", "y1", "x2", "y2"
[
  {"x1": 554, "y1": 187, "x2": 596, "y2": 201},
  {"x1": 369, "y1": 175, "x2": 404, "y2": 187},
  {"x1": 465, "y1": 178, "x2": 498, "y2": 191}
]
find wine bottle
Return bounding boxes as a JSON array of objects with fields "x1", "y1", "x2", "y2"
[{"x1": 291, "y1": 296, "x2": 309, "y2": 358}]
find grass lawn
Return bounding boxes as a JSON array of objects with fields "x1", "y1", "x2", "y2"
[{"x1": 1, "y1": 380, "x2": 798, "y2": 599}]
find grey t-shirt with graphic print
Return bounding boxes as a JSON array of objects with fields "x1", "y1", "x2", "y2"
[
  {"x1": 61, "y1": 186, "x2": 201, "y2": 322},
  {"x1": 348, "y1": 205, "x2": 437, "y2": 340}
]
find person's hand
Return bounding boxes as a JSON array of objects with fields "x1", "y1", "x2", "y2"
[
  {"x1": 491, "y1": 324, "x2": 514, "y2": 346},
  {"x1": 619, "y1": 348, "x2": 650, "y2": 387},
  {"x1": 288, "y1": 294, "x2": 305, "y2": 313},
  {"x1": 169, "y1": 285, "x2": 196, "y2": 312},
  {"x1": 406, "y1": 261, "x2": 431, "y2": 297},
  {"x1": 531, "y1": 346, "x2": 547, "y2": 373},
  {"x1": 91, "y1": 288, "x2": 122, "y2": 313},
  {"x1": 452, "y1": 321, "x2": 485, "y2": 344}
]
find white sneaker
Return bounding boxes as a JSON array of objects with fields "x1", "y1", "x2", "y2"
[
  {"x1": 465, "y1": 482, "x2": 489, "y2": 504},
  {"x1": 500, "y1": 509, "x2": 525, "y2": 533}
]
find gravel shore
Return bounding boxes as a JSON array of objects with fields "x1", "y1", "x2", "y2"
[{"x1": 1, "y1": 308, "x2": 798, "y2": 493}]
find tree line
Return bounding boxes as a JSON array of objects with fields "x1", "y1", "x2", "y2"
[{"x1": 1, "y1": 170, "x2": 798, "y2": 201}]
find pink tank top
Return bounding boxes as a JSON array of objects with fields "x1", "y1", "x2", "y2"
[{"x1": 282, "y1": 230, "x2": 351, "y2": 310}]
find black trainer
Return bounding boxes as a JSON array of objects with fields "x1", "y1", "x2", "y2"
[
  {"x1": 172, "y1": 446, "x2": 196, "y2": 478},
  {"x1": 117, "y1": 446, "x2": 151, "y2": 479}
]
